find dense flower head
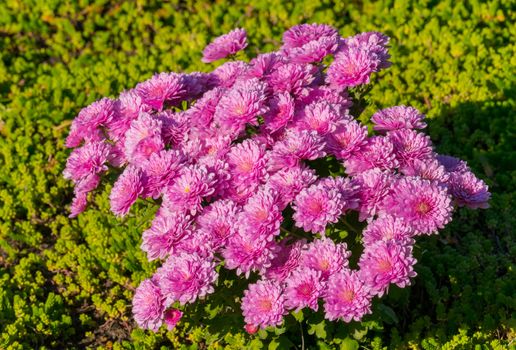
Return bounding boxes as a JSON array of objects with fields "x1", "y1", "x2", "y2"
[
  {"x1": 132, "y1": 279, "x2": 165, "y2": 332},
  {"x1": 202, "y1": 28, "x2": 248, "y2": 63},
  {"x1": 241, "y1": 280, "x2": 286, "y2": 329},
  {"x1": 371, "y1": 106, "x2": 426, "y2": 132},
  {"x1": 359, "y1": 241, "x2": 417, "y2": 297},
  {"x1": 141, "y1": 212, "x2": 193, "y2": 261},
  {"x1": 381, "y1": 177, "x2": 453, "y2": 235},
  {"x1": 136, "y1": 72, "x2": 186, "y2": 111},
  {"x1": 284, "y1": 267, "x2": 324, "y2": 311},
  {"x1": 156, "y1": 252, "x2": 218, "y2": 306},
  {"x1": 65, "y1": 23, "x2": 490, "y2": 331},
  {"x1": 323, "y1": 270, "x2": 373, "y2": 322},
  {"x1": 300, "y1": 238, "x2": 351, "y2": 280}
]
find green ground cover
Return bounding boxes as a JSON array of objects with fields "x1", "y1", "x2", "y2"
[{"x1": 0, "y1": 0, "x2": 514, "y2": 348}]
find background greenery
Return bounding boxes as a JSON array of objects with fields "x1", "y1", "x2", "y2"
[{"x1": 0, "y1": 0, "x2": 515, "y2": 349}]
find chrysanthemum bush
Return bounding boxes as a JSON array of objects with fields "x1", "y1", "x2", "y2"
[{"x1": 64, "y1": 24, "x2": 491, "y2": 333}]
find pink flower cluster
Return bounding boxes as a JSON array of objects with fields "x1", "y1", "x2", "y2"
[{"x1": 64, "y1": 24, "x2": 490, "y2": 332}]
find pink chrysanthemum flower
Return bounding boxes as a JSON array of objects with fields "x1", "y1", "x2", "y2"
[
  {"x1": 362, "y1": 216, "x2": 414, "y2": 246},
  {"x1": 241, "y1": 280, "x2": 287, "y2": 329},
  {"x1": 262, "y1": 92, "x2": 295, "y2": 134},
  {"x1": 163, "y1": 309, "x2": 183, "y2": 331},
  {"x1": 359, "y1": 241, "x2": 417, "y2": 297},
  {"x1": 300, "y1": 238, "x2": 351, "y2": 280},
  {"x1": 343, "y1": 136, "x2": 398, "y2": 175},
  {"x1": 296, "y1": 101, "x2": 340, "y2": 135},
  {"x1": 187, "y1": 87, "x2": 225, "y2": 128},
  {"x1": 298, "y1": 87, "x2": 353, "y2": 116},
  {"x1": 355, "y1": 168, "x2": 395, "y2": 221},
  {"x1": 282, "y1": 23, "x2": 338, "y2": 49},
  {"x1": 173, "y1": 228, "x2": 214, "y2": 259},
  {"x1": 109, "y1": 165, "x2": 144, "y2": 217},
  {"x1": 202, "y1": 28, "x2": 248, "y2": 63},
  {"x1": 66, "y1": 97, "x2": 116, "y2": 147},
  {"x1": 213, "y1": 78, "x2": 268, "y2": 135},
  {"x1": 124, "y1": 112, "x2": 164, "y2": 166},
  {"x1": 132, "y1": 279, "x2": 165, "y2": 332},
  {"x1": 222, "y1": 232, "x2": 278, "y2": 277},
  {"x1": 156, "y1": 252, "x2": 218, "y2": 306},
  {"x1": 326, "y1": 120, "x2": 368, "y2": 160},
  {"x1": 239, "y1": 187, "x2": 283, "y2": 240},
  {"x1": 326, "y1": 46, "x2": 378, "y2": 89},
  {"x1": 142, "y1": 150, "x2": 185, "y2": 199},
  {"x1": 196, "y1": 199, "x2": 240, "y2": 250},
  {"x1": 246, "y1": 52, "x2": 285, "y2": 79},
  {"x1": 267, "y1": 165, "x2": 318, "y2": 208},
  {"x1": 69, "y1": 191, "x2": 88, "y2": 218},
  {"x1": 292, "y1": 182, "x2": 344, "y2": 234},
  {"x1": 156, "y1": 111, "x2": 188, "y2": 147},
  {"x1": 109, "y1": 90, "x2": 151, "y2": 141},
  {"x1": 269, "y1": 63, "x2": 316, "y2": 96},
  {"x1": 227, "y1": 139, "x2": 268, "y2": 184},
  {"x1": 380, "y1": 177, "x2": 453, "y2": 235},
  {"x1": 349, "y1": 31, "x2": 391, "y2": 69},
  {"x1": 284, "y1": 267, "x2": 324, "y2": 311},
  {"x1": 388, "y1": 129, "x2": 434, "y2": 169},
  {"x1": 63, "y1": 141, "x2": 111, "y2": 182},
  {"x1": 448, "y1": 171, "x2": 490, "y2": 209},
  {"x1": 136, "y1": 72, "x2": 186, "y2": 111},
  {"x1": 437, "y1": 154, "x2": 470, "y2": 174},
  {"x1": 268, "y1": 129, "x2": 326, "y2": 171},
  {"x1": 318, "y1": 176, "x2": 361, "y2": 212},
  {"x1": 183, "y1": 71, "x2": 215, "y2": 99},
  {"x1": 323, "y1": 270, "x2": 372, "y2": 322},
  {"x1": 163, "y1": 165, "x2": 216, "y2": 215},
  {"x1": 264, "y1": 239, "x2": 305, "y2": 282},
  {"x1": 212, "y1": 61, "x2": 249, "y2": 88},
  {"x1": 371, "y1": 106, "x2": 426, "y2": 132},
  {"x1": 141, "y1": 212, "x2": 193, "y2": 261},
  {"x1": 401, "y1": 158, "x2": 450, "y2": 184}
]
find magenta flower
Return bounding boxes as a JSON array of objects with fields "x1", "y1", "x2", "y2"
[
  {"x1": 282, "y1": 23, "x2": 338, "y2": 49},
  {"x1": 323, "y1": 270, "x2": 372, "y2": 322},
  {"x1": 142, "y1": 150, "x2": 185, "y2": 199},
  {"x1": 349, "y1": 31, "x2": 391, "y2": 69},
  {"x1": 269, "y1": 63, "x2": 316, "y2": 96},
  {"x1": 109, "y1": 90, "x2": 151, "y2": 141},
  {"x1": 241, "y1": 280, "x2": 286, "y2": 329},
  {"x1": 381, "y1": 177, "x2": 453, "y2": 235},
  {"x1": 202, "y1": 28, "x2": 248, "y2": 63},
  {"x1": 296, "y1": 101, "x2": 340, "y2": 135},
  {"x1": 187, "y1": 87, "x2": 225, "y2": 128},
  {"x1": 437, "y1": 154, "x2": 470, "y2": 173},
  {"x1": 132, "y1": 279, "x2": 165, "y2": 332},
  {"x1": 267, "y1": 165, "x2": 318, "y2": 208},
  {"x1": 282, "y1": 24, "x2": 339, "y2": 63},
  {"x1": 66, "y1": 97, "x2": 115, "y2": 147},
  {"x1": 124, "y1": 112, "x2": 164, "y2": 166},
  {"x1": 401, "y1": 158, "x2": 450, "y2": 184},
  {"x1": 326, "y1": 120, "x2": 368, "y2": 160},
  {"x1": 163, "y1": 165, "x2": 216, "y2": 215},
  {"x1": 293, "y1": 182, "x2": 344, "y2": 234},
  {"x1": 327, "y1": 46, "x2": 378, "y2": 89},
  {"x1": 222, "y1": 232, "x2": 277, "y2": 277},
  {"x1": 359, "y1": 241, "x2": 417, "y2": 297},
  {"x1": 141, "y1": 212, "x2": 193, "y2": 261},
  {"x1": 299, "y1": 87, "x2": 353, "y2": 116},
  {"x1": 388, "y1": 129, "x2": 434, "y2": 169},
  {"x1": 196, "y1": 199, "x2": 240, "y2": 250},
  {"x1": 284, "y1": 267, "x2": 324, "y2": 311},
  {"x1": 362, "y1": 216, "x2": 414, "y2": 247},
  {"x1": 156, "y1": 252, "x2": 218, "y2": 306},
  {"x1": 163, "y1": 308, "x2": 183, "y2": 331},
  {"x1": 300, "y1": 238, "x2": 351, "y2": 280},
  {"x1": 213, "y1": 78, "x2": 268, "y2": 135},
  {"x1": 227, "y1": 139, "x2": 268, "y2": 184},
  {"x1": 69, "y1": 191, "x2": 88, "y2": 218},
  {"x1": 318, "y1": 176, "x2": 360, "y2": 212},
  {"x1": 268, "y1": 129, "x2": 326, "y2": 171},
  {"x1": 262, "y1": 92, "x2": 295, "y2": 134},
  {"x1": 246, "y1": 52, "x2": 285, "y2": 79},
  {"x1": 212, "y1": 61, "x2": 249, "y2": 88},
  {"x1": 109, "y1": 165, "x2": 144, "y2": 217},
  {"x1": 264, "y1": 239, "x2": 305, "y2": 282},
  {"x1": 63, "y1": 141, "x2": 111, "y2": 182},
  {"x1": 448, "y1": 171, "x2": 490, "y2": 209},
  {"x1": 136, "y1": 72, "x2": 186, "y2": 111},
  {"x1": 371, "y1": 106, "x2": 426, "y2": 132},
  {"x1": 354, "y1": 168, "x2": 395, "y2": 221},
  {"x1": 238, "y1": 187, "x2": 283, "y2": 240},
  {"x1": 344, "y1": 136, "x2": 399, "y2": 175}
]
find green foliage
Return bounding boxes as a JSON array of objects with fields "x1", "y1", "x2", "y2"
[{"x1": 0, "y1": 0, "x2": 514, "y2": 348}]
